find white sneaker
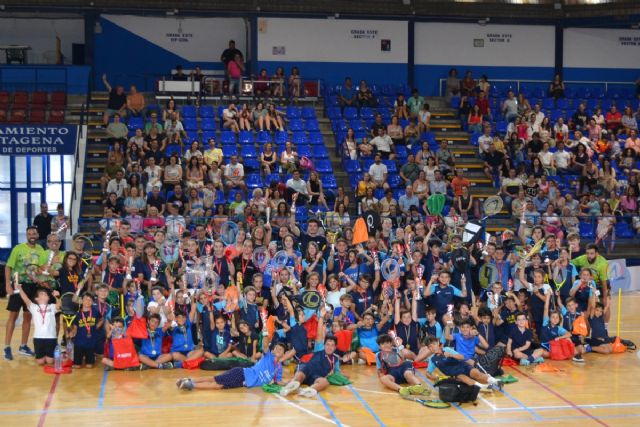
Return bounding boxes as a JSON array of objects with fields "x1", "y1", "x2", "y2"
[
  {"x1": 279, "y1": 380, "x2": 301, "y2": 397},
  {"x1": 479, "y1": 385, "x2": 493, "y2": 393},
  {"x1": 298, "y1": 387, "x2": 318, "y2": 398}
]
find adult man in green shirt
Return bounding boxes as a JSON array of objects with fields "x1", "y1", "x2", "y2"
[
  {"x1": 399, "y1": 154, "x2": 421, "y2": 184},
  {"x1": 4, "y1": 226, "x2": 45, "y2": 360},
  {"x1": 407, "y1": 88, "x2": 424, "y2": 118},
  {"x1": 572, "y1": 244, "x2": 610, "y2": 321}
]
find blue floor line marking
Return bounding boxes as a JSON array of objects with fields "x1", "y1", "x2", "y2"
[
  {"x1": 348, "y1": 384, "x2": 387, "y2": 427},
  {"x1": 97, "y1": 370, "x2": 108, "y2": 409},
  {"x1": 317, "y1": 393, "x2": 343, "y2": 426}
]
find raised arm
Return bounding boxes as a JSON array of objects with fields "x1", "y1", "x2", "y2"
[{"x1": 102, "y1": 74, "x2": 112, "y2": 92}]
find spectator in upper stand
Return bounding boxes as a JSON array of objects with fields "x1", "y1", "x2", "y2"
[
  {"x1": 436, "y1": 140, "x2": 455, "y2": 176},
  {"x1": 399, "y1": 185, "x2": 419, "y2": 215},
  {"x1": 500, "y1": 168, "x2": 523, "y2": 209},
  {"x1": 394, "y1": 94, "x2": 409, "y2": 120},
  {"x1": 407, "y1": 88, "x2": 424, "y2": 118},
  {"x1": 191, "y1": 65, "x2": 206, "y2": 86},
  {"x1": 553, "y1": 117, "x2": 569, "y2": 143},
  {"x1": 338, "y1": 77, "x2": 357, "y2": 111},
  {"x1": 478, "y1": 125, "x2": 493, "y2": 157},
  {"x1": 288, "y1": 67, "x2": 303, "y2": 99},
  {"x1": 224, "y1": 155, "x2": 247, "y2": 195},
  {"x1": 502, "y1": 90, "x2": 518, "y2": 122},
  {"x1": 400, "y1": 154, "x2": 421, "y2": 185},
  {"x1": 164, "y1": 111, "x2": 185, "y2": 142},
  {"x1": 228, "y1": 54, "x2": 245, "y2": 96},
  {"x1": 467, "y1": 104, "x2": 483, "y2": 134},
  {"x1": 369, "y1": 113, "x2": 385, "y2": 138},
  {"x1": 106, "y1": 169, "x2": 128, "y2": 199},
  {"x1": 172, "y1": 65, "x2": 189, "y2": 81},
  {"x1": 387, "y1": 116, "x2": 404, "y2": 147},
  {"x1": 605, "y1": 105, "x2": 622, "y2": 135},
  {"x1": 370, "y1": 128, "x2": 395, "y2": 160},
  {"x1": 549, "y1": 74, "x2": 565, "y2": 99},
  {"x1": 475, "y1": 90, "x2": 491, "y2": 121},
  {"x1": 533, "y1": 189, "x2": 550, "y2": 214},
  {"x1": 144, "y1": 112, "x2": 163, "y2": 136},
  {"x1": 626, "y1": 129, "x2": 640, "y2": 155},
  {"x1": 450, "y1": 168, "x2": 470, "y2": 200},
  {"x1": 204, "y1": 138, "x2": 224, "y2": 169},
  {"x1": 403, "y1": 118, "x2": 420, "y2": 150},
  {"x1": 517, "y1": 93, "x2": 531, "y2": 117},
  {"x1": 445, "y1": 68, "x2": 460, "y2": 102},
  {"x1": 572, "y1": 103, "x2": 589, "y2": 131},
  {"x1": 357, "y1": 80, "x2": 375, "y2": 108},
  {"x1": 460, "y1": 71, "x2": 476, "y2": 96},
  {"x1": 553, "y1": 141, "x2": 572, "y2": 175},
  {"x1": 126, "y1": 85, "x2": 146, "y2": 118},
  {"x1": 483, "y1": 143, "x2": 504, "y2": 184},
  {"x1": 379, "y1": 189, "x2": 398, "y2": 217},
  {"x1": 538, "y1": 142, "x2": 556, "y2": 175},
  {"x1": 622, "y1": 106, "x2": 638, "y2": 134},
  {"x1": 102, "y1": 74, "x2": 127, "y2": 126},
  {"x1": 221, "y1": 40, "x2": 243, "y2": 72},
  {"x1": 418, "y1": 103, "x2": 431, "y2": 133},
  {"x1": 477, "y1": 74, "x2": 490, "y2": 93},
  {"x1": 429, "y1": 170, "x2": 449, "y2": 199},
  {"x1": 368, "y1": 154, "x2": 390, "y2": 190},
  {"x1": 222, "y1": 103, "x2": 240, "y2": 132},
  {"x1": 586, "y1": 118, "x2": 602, "y2": 144},
  {"x1": 285, "y1": 169, "x2": 309, "y2": 204},
  {"x1": 254, "y1": 68, "x2": 272, "y2": 98},
  {"x1": 166, "y1": 184, "x2": 189, "y2": 215},
  {"x1": 106, "y1": 113, "x2": 128, "y2": 142},
  {"x1": 532, "y1": 103, "x2": 544, "y2": 131}
]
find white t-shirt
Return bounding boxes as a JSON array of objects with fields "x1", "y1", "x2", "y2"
[
  {"x1": 326, "y1": 289, "x2": 347, "y2": 309},
  {"x1": 553, "y1": 150, "x2": 571, "y2": 169},
  {"x1": 371, "y1": 135, "x2": 393, "y2": 152},
  {"x1": 28, "y1": 303, "x2": 57, "y2": 339},
  {"x1": 369, "y1": 163, "x2": 388, "y2": 182},
  {"x1": 225, "y1": 163, "x2": 245, "y2": 179},
  {"x1": 538, "y1": 151, "x2": 553, "y2": 168},
  {"x1": 147, "y1": 301, "x2": 168, "y2": 326}
]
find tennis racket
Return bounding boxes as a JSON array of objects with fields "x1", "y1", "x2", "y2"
[
  {"x1": 401, "y1": 395, "x2": 451, "y2": 409},
  {"x1": 482, "y1": 196, "x2": 504, "y2": 219},
  {"x1": 552, "y1": 264, "x2": 568, "y2": 293},
  {"x1": 524, "y1": 238, "x2": 545, "y2": 260},
  {"x1": 478, "y1": 263, "x2": 498, "y2": 290}
]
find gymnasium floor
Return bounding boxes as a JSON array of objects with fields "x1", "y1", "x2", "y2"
[{"x1": 1, "y1": 293, "x2": 639, "y2": 427}]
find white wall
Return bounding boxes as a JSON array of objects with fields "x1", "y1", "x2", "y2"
[
  {"x1": 102, "y1": 15, "x2": 247, "y2": 63},
  {"x1": 257, "y1": 18, "x2": 408, "y2": 63},
  {"x1": 563, "y1": 28, "x2": 640, "y2": 69},
  {"x1": 0, "y1": 18, "x2": 84, "y2": 64},
  {"x1": 414, "y1": 23, "x2": 555, "y2": 67}
]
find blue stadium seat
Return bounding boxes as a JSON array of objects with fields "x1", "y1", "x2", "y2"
[
  {"x1": 287, "y1": 106, "x2": 301, "y2": 118},
  {"x1": 389, "y1": 174, "x2": 403, "y2": 189},
  {"x1": 243, "y1": 158, "x2": 260, "y2": 172},
  {"x1": 308, "y1": 132, "x2": 323, "y2": 145},
  {"x1": 343, "y1": 107, "x2": 358, "y2": 120},
  {"x1": 202, "y1": 131, "x2": 216, "y2": 144},
  {"x1": 214, "y1": 190, "x2": 225, "y2": 205},
  {"x1": 315, "y1": 160, "x2": 332, "y2": 173},
  {"x1": 556, "y1": 98, "x2": 569, "y2": 110},
  {"x1": 360, "y1": 107, "x2": 374, "y2": 120},
  {"x1": 311, "y1": 145, "x2": 329, "y2": 159},
  {"x1": 542, "y1": 98, "x2": 555, "y2": 110},
  {"x1": 182, "y1": 105, "x2": 197, "y2": 118},
  {"x1": 295, "y1": 206, "x2": 308, "y2": 222},
  {"x1": 246, "y1": 174, "x2": 263, "y2": 189},
  {"x1": 343, "y1": 160, "x2": 361, "y2": 174},
  {"x1": 321, "y1": 175, "x2": 337, "y2": 190},
  {"x1": 302, "y1": 106, "x2": 316, "y2": 120},
  {"x1": 257, "y1": 131, "x2": 272, "y2": 144},
  {"x1": 615, "y1": 222, "x2": 634, "y2": 239},
  {"x1": 240, "y1": 146, "x2": 257, "y2": 158},
  {"x1": 495, "y1": 121, "x2": 508, "y2": 134},
  {"x1": 265, "y1": 174, "x2": 282, "y2": 185},
  {"x1": 297, "y1": 145, "x2": 312, "y2": 158},
  {"x1": 239, "y1": 131, "x2": 254, "y2": 144},
  {"x1": 579, "y1": 219, "x2": 595, "y2": 239},
  {"x1": 165, "y1": 145, "x2": 181, "y2": 157},
  {"x1": 291, "y1": 132, "x2": 307, "y2": 145},
  {"x1": 200, "y1": 106, "x2": 214, "y2": 118},
  {"x1": 183, "y1": 118, "x2": 198, "y2": 131},
  {"x1": 421, "y1": 132, "x2": 437, "y2": 144},
  {"x1": 222, "y1": 145, "x2": 237, "y2": 157},
  {"x1": 289, "y1": 119, "x2": 304, "y2": 132},
  {"x1": 305, "y1": 119, "x2": 320, "y2": 132},
  {"x1": 127, "y1": 117, "x2": 144, "y2": 131},
  {"x1": 275, "y1": 131, "x2": 288, "y2": 144},
  {"x1": 220, "y1": 131, "x2": 236, "y2": 145},
  {"x1": 383, "y1": 160, "x2": 398, "y2": 173},
  {"x1": 327, "y1": 106, "x2": 342, "y2": 120},
  {"x1": 201, "y1": 118, "x2": 216, "y2": 131}
]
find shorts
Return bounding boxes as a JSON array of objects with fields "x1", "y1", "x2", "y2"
[
  {"x1": 586, "y1": 337, "x2": 611, "y2": 346},
  {"x1": 94, "y1": 337, "x2": 106, "y2": 355},
  {"x1": 301, "y1": 366, "x2": 325, "y2": 386},
  {"x1": 440, "y1": 362, "x2": 473, "y2": 378},
  {"x1": 34, "y1": 338, "x2": 57, "y2": 359},
  {"x1": 570, "y1": 335, "x2": 583, "y2": 346},
  {"x1": 214, "y1": 367, "x2": 246, "y2": 389},
  {"x1": 74, "y1": 346, "x2": 96, "y2": 365},
  {"x1": 6, "y1": 282, "x2": 37, "y2": 312},
  {"x1": 387, "y1": 361, "x2": 414, "y2": 384},
  {"x1": 173, "y1": 350, "x2": 190, "y2": 357}
]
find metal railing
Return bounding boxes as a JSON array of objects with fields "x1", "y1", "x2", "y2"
[{"x1": 438, "y1": 78, "x2": 637, "y2": 98}]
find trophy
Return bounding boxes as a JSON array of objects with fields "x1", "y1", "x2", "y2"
[
  {"x1": 150, "y1": 259, "x2": 160, "y2": 283},
  {"x1": 125, "y1": 256, "x2": 133, "y2": 280},
  {"x1": 42, "y1": 251, "x2": 55, "y2": 276}
]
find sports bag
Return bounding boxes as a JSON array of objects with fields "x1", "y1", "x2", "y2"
[
  {"x1": 435, "y1": 378, "x2": 480, "y2": 403},
  {"x1": 200, "y1": 357, "x2": 255, "y2": 371},
  {"x1": 112, "y1": 337, "x2": 140, "y2": 369},
  {"x1": 474, "y1": 346, "x2": 504, "y2": 376},
  {"x1": 549, "y1": 338, "x2": 575, "y2": 360}
]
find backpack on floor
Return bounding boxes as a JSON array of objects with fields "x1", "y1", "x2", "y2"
[
  {"x1": 200, "y1": 357, "x2": 255, "y2": 371},
  {"x1": 434, "y1": 378, "x2": 480, "y2": 403}
]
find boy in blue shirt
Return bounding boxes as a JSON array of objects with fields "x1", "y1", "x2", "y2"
[
  {"x1": 425, "y1": 337, "x2": 502, "y2": 393},
  {"x1": 205, "y1": 315, "x2": 233, "y2": 359},
  {"x1": 177, "y1": 330, "x2": 286, "y2": 391},
  {"x1": 444, "y1": 318, "x2": 489, "y2": 362},
  {"x1": 138, "y1": 313, "x2": 174, "y2": 369},
  {"x1": 420, "y1": 307, "x2": 443, "y2": 341},
  {"x1": 424, "y1": 271, "x2": 467, "y2": 323},
  {"x1": 170, "y1": 303, "x2": 204, "y2": 368},
  {"x1": 557, "y1": 296, "x2": 587, "y2": 362},
  {"x1": 506, "y1": 313, "x2": 540, "y2": 366},
  {"x1": 348, "y1": 305, "x2": 392, "y2": 362}
]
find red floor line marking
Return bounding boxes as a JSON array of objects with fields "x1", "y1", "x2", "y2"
[
  {"x1": 37, "y1": 374, "x2": 60, "y2": 427},
  {"x1": 511, "y1": 367, "x2": 610, "y2": 427}
]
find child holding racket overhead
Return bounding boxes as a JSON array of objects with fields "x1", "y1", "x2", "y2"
[{"x1": 375, "y1": 334, "x2": 427, "y2": 396}]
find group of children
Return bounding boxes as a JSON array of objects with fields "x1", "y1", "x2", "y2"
[{"x1": 3, "y1": 221, "x2": 630, "y2": 403}]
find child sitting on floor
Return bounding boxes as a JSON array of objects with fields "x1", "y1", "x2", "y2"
[{"x1": 375, "y1": 334, "x2": 427, "y2": 396}]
